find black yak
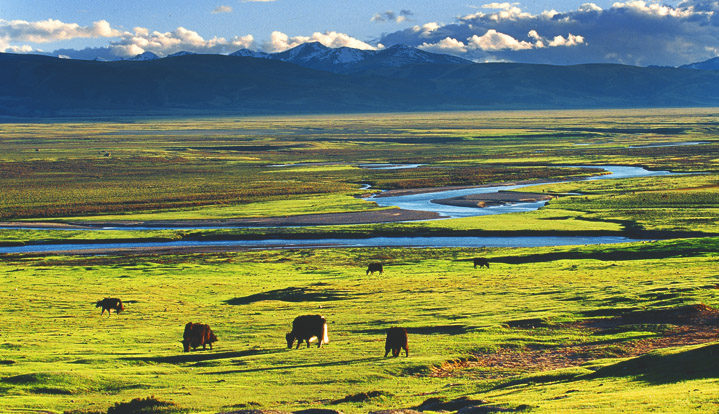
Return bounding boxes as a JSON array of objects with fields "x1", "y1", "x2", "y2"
[
  {"x1": 366, "y1": 263, "x2": 383, "y2": 275},
  {"x1": 96, "y1": 298, "x2": 124, "y2": 316},
  {"x1": 384, "y1": 327, "x2": 409, "y2": 357},
  {"x1": 182, "y1": 322, "x2": 218, "y2": 352},
  {"x1": 286, "y1": 315, "x2": 329, "y2": 349},
  {"x1": 473, "y1": 258, "x2": 490, "y2": 269}
]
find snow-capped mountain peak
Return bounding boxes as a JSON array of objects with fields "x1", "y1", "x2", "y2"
[
  {"x1": 128, "y1": 51, "x2": 160, "y2": 61},
  {"x1": 167, "y1": 51, "x2": 197, "y2": 58},
  {"x1": 229, "y1": 49, "x2": 271, "y2": 59}
]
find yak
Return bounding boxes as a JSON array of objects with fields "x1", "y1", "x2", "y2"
[
  {"x1": 182, "y1": 322, "x2": 218, "y2": 352},
  {"x1": 473, "y1": 257, "x2": 490, "y2": 269},
  {"x1": 96, "y1": 298, "x2": 124, "y2": 316},
  {"x1": 366, "y1": 263, "x2": 384, "y2": 275},
  {"x1": 384, "y1": 327, "x2": 409, "y2": 357},
  {"x1": 286, "y1": 315, "x2": 329, "y2": 349}
]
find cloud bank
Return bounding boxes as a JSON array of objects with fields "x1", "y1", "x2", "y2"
[
  {"x1": 380, "y1": 1, "x2": 719, "y2": 66},
  {"x1": 0, "y1": 18, "x2": 121, "y2": 53},
  {"x1": 109, "y1": 27, "x2": 254, "y2": 56}
]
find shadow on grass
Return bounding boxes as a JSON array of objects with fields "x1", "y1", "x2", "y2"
[
  {"x1": 225, "y1": 286, "x2": 353, "y2": 305},
  {"x1": 205, "y1": 356, "x2": 382, "y2": 375},
  {"x1": 588, "y1": 343, "x2": 719, "y2": 384},
  {"x1": 350, "y1": 325, "x2": 473, "y2": 335},
  {"x1": 121, "y1": 349, "x2": 282, "y2": 364}
]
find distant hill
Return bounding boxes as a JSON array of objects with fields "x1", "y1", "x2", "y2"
[
  {"x1": 680, "y1": 57, "x2": 719, "y2": 70},
  {"x1": 1, "y1": 52, "x2": 719, "y2": 118}
]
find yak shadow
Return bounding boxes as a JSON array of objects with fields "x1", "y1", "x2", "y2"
[
  {"x1": 588, "y1": 343, "x2": 719, "y2": 384},
  {"x1": 205, "y1": 356, "x2": 381, "y2": 375},
  {"x1": 350, "y1": 325, "x2": 473, "y2": 336},
  {"x1": 121, "y1": 349, "x2": 282, "y2": 364},
  {"x1": 225, "y1": 286, "x2": 353, "y2": 305}
]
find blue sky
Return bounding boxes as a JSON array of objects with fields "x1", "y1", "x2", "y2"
[{"x1": 1, "y1": 0, "x2": 716, "y2": 66}]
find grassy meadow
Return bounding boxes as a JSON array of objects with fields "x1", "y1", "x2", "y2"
[{"x1": 1, "y1": 108, "x2": 719, "y2": 413}]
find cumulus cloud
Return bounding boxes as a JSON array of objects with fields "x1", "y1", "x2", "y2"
[
  {"x1": 0, "y1": 18, "x2": 121, "y2": 45},
  {"x1": 109, "y1": 26, "x2": 254, "y2": 57},
  {"x1": 467, "y1": 29, "x2": 533, "y2": 51},
  {"x1": 212, "y1": 5, "x2": 232, "y2": 14},
  {"x1": 379, "y1": 1, "x2": 719, "y2": 66},
  {"x1": 418, "y1": 37, "x2": 468, "y2": 54},
  {"x1": 262, "y1": 30, "x2": 377, "y2": 52},
  {"x1": 411, "y1": 22, "x2": 441, "y2": 38},
  {"x1": 371, "y1": 10, "x2": 414, "y2": 23}
]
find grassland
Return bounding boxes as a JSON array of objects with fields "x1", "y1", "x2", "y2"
[
  {"x1": 1, "y1": 109, "x2": 719, "y2": 413},
  {"x1": 2, "y1": 241, "x2": 719, "y2": 413}
]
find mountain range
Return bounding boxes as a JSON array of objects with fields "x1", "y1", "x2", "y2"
[{"x1": 1, "y1": 43, "x2": 719, "y2": 118}]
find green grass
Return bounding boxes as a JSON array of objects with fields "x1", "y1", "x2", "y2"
[{"x1": 2, "y1": 240, "x2": 719, "y2": 413}]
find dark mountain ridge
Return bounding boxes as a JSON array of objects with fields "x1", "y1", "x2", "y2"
[{"x1": 1, "y1": 52, "x2": 718, "y2": 118}]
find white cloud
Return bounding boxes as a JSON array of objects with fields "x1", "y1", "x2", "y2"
[
  {"x1": 578, "y1": 3, "x2": 603, "y2": 12},
  {"x1": 482, "y1": 3, "x2": 517, "y2": 10},
  {"x1": 548, "y1": 33, "x2": 585, "y2": 47},
  {"x1": 212, "y1": 5, "x2": 233, "y2": 14},
  {"x1": 109, "y1": 26, "x2": 254, "y2": 57},
  {"x1": 0, "y1": 19, "x2": 122, "y2": 43},
  {"x1": 611, "y1": 1, "x2": 696, "y2": 17},
  {"x1": 467, "y1": 29, "x2": 533, "y2": 51},
  {"x1": 418, "y1": 37, "x2": 468, "y2": 54},
  {"x1": 0, "y1": 42, "x2": 34, "y2": 53},
  {"x1": 262, "y1": 30, "x2": 377, "y2": 53},
  {"x1": 411, "y1": 22, "x2": 441, "y2": 38}
]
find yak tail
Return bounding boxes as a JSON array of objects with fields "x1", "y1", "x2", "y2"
[{"x1": 322, "y1": 322, "x2": 329, "y2": 345}]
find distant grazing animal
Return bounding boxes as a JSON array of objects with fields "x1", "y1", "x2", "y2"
[
  {"x1": 182, "y1": 322, "x2": 218, "y2": 352},
  {"x1": 96, "y1": 298, "x2": 124, "y2": 316},
  {"x1": 384, "y1": 327, "x2": 409, "y2": 357},
  {"x1": 286, "y1": 315, "x2": 329, "y2": 349},
  {"x1": 473, "y1": 258, "x2": 490, "y2": 269},
  {"x1": 366, "y1": 263, "x2": 384, "y2": 275}
]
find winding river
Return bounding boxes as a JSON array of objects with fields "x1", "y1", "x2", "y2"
[
  {"x1": 0, "y1": 165, "x2": 675, "y2": 254},
  {"x1": 370, "y1": 165, "x2": 674, "y2": 219}
]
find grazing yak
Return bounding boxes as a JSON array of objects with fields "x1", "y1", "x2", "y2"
[
  {"x1": 473, "y1": 257, "x2": 490, "y2": 269},
  {"x1": 366, "y1": 262, "x2": 384, "y2": 275},
  {"x1": 384, "y1": 327, "x2": 409, "y2": 357},
  {"x1": 96, "y1": 298, "x2": 124, "y2": 316},
  {"x1": 286, "y1": 315, "x2": 329, "y2": 349},
  {"x1": 182, "y1": 322, "x2": 218, "y2": 352}
]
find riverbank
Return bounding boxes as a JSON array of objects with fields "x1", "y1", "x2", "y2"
[{"x1": 0, "y1": 208, "x2": 440, "y2": 230}]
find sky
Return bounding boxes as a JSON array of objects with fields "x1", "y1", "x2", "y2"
[{"x1": 1, "y1": 0, "x2": 717, "y2": 66}]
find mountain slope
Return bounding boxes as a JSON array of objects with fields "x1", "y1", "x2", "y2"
[
  {"x1": 680, "y1": 57, "x2": 719, "y2": 70},
  {"x1": 1, "y1": 52, "x2": 719, "y2": 118}
]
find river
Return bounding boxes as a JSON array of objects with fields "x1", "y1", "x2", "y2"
[{"x1": 0, "y1": 165, "x2": 674, "y2": 254}]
